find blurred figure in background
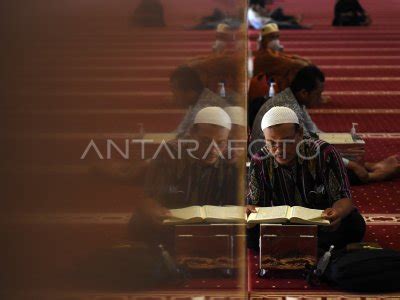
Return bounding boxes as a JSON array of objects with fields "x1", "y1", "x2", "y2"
[
  {"x1": 170, "y1": 66, "x2": 228, "y2": 138},
  {"x1": 333, "y1": 0, "x2": 372, "y2": 26},
  {"x1": 252, "y1": 23, "x2": 311, "y2": 94},
  {"x1": 191, "y1": 8, "x2": 243, "y2": 30},
  {"x1": 186, "y1": 52, "x2": 244, "y2": 106},
  {"x1": 249, "y1": 23, "x2": 330, "y2": 112},
  {"x1": 212, "y1": 23, "x2": 237, "y2": 54},
  {"x1": 248, "y1": 23, "x2": 312, "y2": 126},
  {"x1": 345, "y1": 155, "x2": 400, "y2": 185},
  {"x1": 248, "y1": 0, "x2": 311, "y2": 30}
]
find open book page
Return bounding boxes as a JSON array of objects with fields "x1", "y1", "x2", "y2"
[
  {"x1": 203, "y1": 205, "x2": 246, "y2": 223},
  {"x1": 319, "y1": 133, "x2": 364, "y2": 144},
  {"x1": 319, "y1": 133, "x2": 354, "y2": 144},
  {"x1": 247, "y1": 205, "x2": 290, "y2": 224},
  {"x1": 164, "y1": 206, "x2": 204, "y2": 224},
  {"x1": 289, "y1": 206, "x2": 330, "y2": 225}
]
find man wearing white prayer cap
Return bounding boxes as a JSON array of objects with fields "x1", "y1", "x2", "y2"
[
  {"x1": 128, "y1": 106, "x2": 237, "y2": 247},
  {"x1": 142, "y1": 106, "x2": 234, "y2": 211},
  {"x1": 246, "y1": 106, "x2": 366, "y2": 252},
  {"x1": 249, "y1": 65, "x2": 324, "y2": 155}
]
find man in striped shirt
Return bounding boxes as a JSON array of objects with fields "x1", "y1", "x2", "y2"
[{"x1": 247, "y1": 107, "x2": 366, "y2": 251}]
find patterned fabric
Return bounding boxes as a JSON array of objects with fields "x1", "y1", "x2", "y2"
[
  {"x1": 176, "y1": 88, "x2": 228, "y2": 138},
  {"x1": 246, "y1": 139, "x2": 351, "y2": 209},
  {"x1": 249, "y1": 87, "x2": 320, "y2": 155},
  {"x1": 145, "y1": 140, "x2": 238, "y2": 208}
]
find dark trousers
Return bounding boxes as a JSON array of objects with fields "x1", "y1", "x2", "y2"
[
  {"x1": 318, "y1": 209, "x2": 366, "y2": 251},
  {"x1": 270, "y1": 7, "x2": 295, "y2": 22},
  {"x1": 247, "y1": 209, "x2": 366, "y2": 252}
]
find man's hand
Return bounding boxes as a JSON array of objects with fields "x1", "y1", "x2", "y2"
[
  {"x1": 149, "y1": 206, "x2": 172, "y2": 225},
  {"x1": 138, "y1": 201, "x2": 172, "y2": 224},
  {"x1": 154, "y1": 206, "x2": 172, "y2": 219},
  {"x1": 322, "y1": 207, "x2": 342, "y2": 231},
  {"x1": 246, "y1": 205, "x2": 257, "y2": 216}
]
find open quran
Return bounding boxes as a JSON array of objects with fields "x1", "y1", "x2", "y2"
[
  {"x1": 247, "y1": 205, "x2": 329, "y2": 225},
  {"x1": 164, "y1": 205, "x2": 246, "y2": 224},
  {"x1": 164, "y1": 205, "x2": 329, "y2": 226}
]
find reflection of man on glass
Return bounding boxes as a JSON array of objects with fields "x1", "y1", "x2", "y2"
[
  {"x1": 246, "y1": 107, "x2": 366, "y2": 251},
  {"x1": 146, "y1": 106, "x2": 236, "y2": 209},
  {"x1": 129, "y1": 107, "x2": 240, "y2": 242}
]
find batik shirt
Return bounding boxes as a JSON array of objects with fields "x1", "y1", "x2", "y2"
[
  {"x1": 246, "y1": 139, "x2": 351, "y2": 209},
  {"x1": 145, "y1": 140, "x2": 238, "y2": 208}
]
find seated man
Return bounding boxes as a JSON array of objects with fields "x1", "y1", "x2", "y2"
[
  {"x1": 246, "y1": 107, "x2": 366, "y2": 251},
  {"x1": 248, "y1": 23, "x2": 312, "y2": 115},
  {"x1": 248, "y1": 0, "x2": 310, "y2": 29},
  {"x1": 170, "y1": 66, "x2": 228, "y2": 138},
  {"x1": 333, "y1": 0, "x2": 371, "y2": 26},
  {"x1": 249, "y1": 23, "x2": 330, "y2": 103},
  {"x1": 129, "y1": 107, "x2": 240, "y2": 244},
  {"x1": 253, "y1": 23, "x2": 311, "y2": 91}
]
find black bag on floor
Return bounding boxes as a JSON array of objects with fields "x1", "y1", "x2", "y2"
[{"x1": 325, "y1": 247, "x2": 400, "y2": 292}]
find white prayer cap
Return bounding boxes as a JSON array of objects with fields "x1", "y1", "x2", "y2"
[
  {"x1": 225, "y1": 106, "x2": 246, "y2": 127},
  {"x1": 261, "y1": 106, "x2": 299, "y2": 131},
  {"x1": 194, "y1": 106, "x2": 232, "y2": 130}
]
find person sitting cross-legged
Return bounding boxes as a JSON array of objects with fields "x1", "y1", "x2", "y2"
[{"x1": 246, "y1": 106, "x2": 366, "y2": 251}]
